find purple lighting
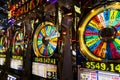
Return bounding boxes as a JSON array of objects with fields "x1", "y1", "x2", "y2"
[
  {"x1": 46, "y1": 0, "x2": 57, "y2": 4},
  {"x1": 8, "y1": 18, "x2": 15, "y2": 24}
]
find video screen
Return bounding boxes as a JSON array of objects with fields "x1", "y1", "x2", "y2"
[
  {"x1": 32, "y1": 62, "x2": 57, "y2": 79},
  {"x1": 7, "y1": 75, "x2": 17, "y2": 80},
  {"x1": 10, "y1": 59, "x2": 23, "y2": 71},
  {"x1": 79, "y1": 68, "x2": 120, "y2": 80},
  {"x1": 79, "y1": 68, "x2": 97, "y2": 80},
  {"x1": 0, "y1": 57, "x2": 5, "y2": 65},
  {"x1": 98, "y1": 71, "x2": 120, "y2": 80}
]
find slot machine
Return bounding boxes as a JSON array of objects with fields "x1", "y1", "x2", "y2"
[
  {"x1": 31, "y1": 21, "x2": 59, "y2": 80},
  {"x1": 7, "y1": 0, "x2": 44, "y2": 80},
  {"x1": 0, "y1": 30, "x2": 7, "y2": 67},
  {"x1": 30, "y1": 2, "x2": 60, "y2": 80},
  {"x1": 7, "y1": 24, "x2": 26, "y2": 80},
  {"x1": 0, "y1": 29, "x2": 9, "y2": 79},
  {"x1": 78, "y1": 1, "x2": 120, "y2": 80}
]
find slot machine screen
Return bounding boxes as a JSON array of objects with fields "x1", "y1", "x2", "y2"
[
  {"x1": 0, "y1": 57, "x2": 5, "y2": 65},
  {"x1": 7, "y1": 73, "x2": 20, "y2": 80},
  {"x1": 79, "y1": 68, "x2": 120, "y2": 80},
  {"x1": 10, "y1": 58, "x2": 23, "y2": 71},
  {"x1": 98, "y1": 70, "x2": 120, "y2": 80},
  {"x1": 32, "y1": 62, "x2": 57, "y2": 79},
  {"x1": 7, "y1": 75, "x2": 17, "y2": 80},
  {"x1": 79, "y1": 68, "x2": 97, "y2": 80}
]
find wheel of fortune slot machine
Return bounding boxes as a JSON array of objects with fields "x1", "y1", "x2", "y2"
[
  {"x1": 32, "y1": 21, "x2": 59, "y2": 80},
  {"x1": 78, "y1": 1, "x2": 120, "y2": 74}
]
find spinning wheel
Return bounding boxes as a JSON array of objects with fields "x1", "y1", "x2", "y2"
[
  {"x1": 33, "y1": 21, "x2": 59, "y2": 57},
  {"x1": 12, "y1": 30, "x2": 24, "y2": 54},
  {"x1": 79, "y1": 2, "x2": 120, "y2": 61}
]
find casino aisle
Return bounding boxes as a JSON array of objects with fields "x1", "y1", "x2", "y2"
[{"x1": 0, "y1": 0, "x2": 120, "y2": 80}]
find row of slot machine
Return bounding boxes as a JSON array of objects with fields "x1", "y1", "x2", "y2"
[
  {"x1": 0, "y1": 0, "x2": 59, "y2": 80},
  {"x1": 0, "y1": 0, "x2": 79, "y2": 80},
  {"x1": 1, "y1": 0, "x2": 120, "y2": 80}
]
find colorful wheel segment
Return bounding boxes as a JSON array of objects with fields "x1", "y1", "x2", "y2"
[
  {"x1": 33, "y1": 21, "x2": 59, "y2": 57},
  {"x1": 0, "y1": 35, "x2": 7, "y2": 53},
  {"x1": 79, "y1": 2, "x2": 120, "y2": 61},
  {"x1": 12, "y1": 30, "x2": 24, "y2": 54}
]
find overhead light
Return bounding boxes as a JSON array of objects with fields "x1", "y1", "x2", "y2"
[{"x1": 46, "y1": 0, "x2": 57, "y2": 4}]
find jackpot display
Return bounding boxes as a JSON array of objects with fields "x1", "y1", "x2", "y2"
[
  {"x1": 78, "y1": 2, "x2": 120, "y2": 61},
  {"x1": 81, "y1": 61, "x2": 120, "y2": 73}
]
